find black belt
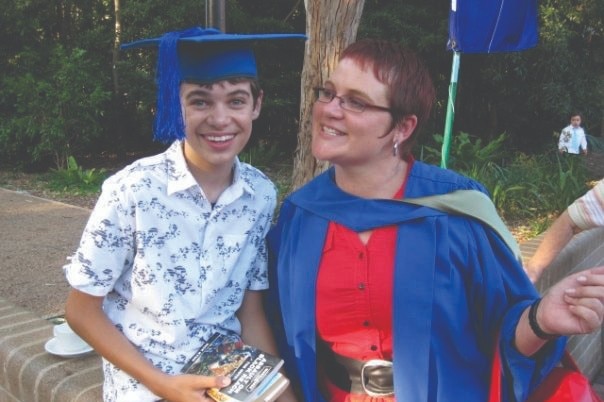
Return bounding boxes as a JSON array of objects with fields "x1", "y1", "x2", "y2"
[{"x1": 319, "y1": 342, "x2": 394, "y2": 397}]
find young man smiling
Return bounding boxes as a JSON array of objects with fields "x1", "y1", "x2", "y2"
[{"x1": 62, "y1": 27, "x2": 304, "y2": 402}]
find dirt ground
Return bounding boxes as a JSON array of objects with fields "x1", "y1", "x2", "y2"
[
  {"x1": 584, "y1": 151, "x2": 604, "y2": 178},
  {"x1": 0, "y1": 188, "x2": 91, "y2": 318}
]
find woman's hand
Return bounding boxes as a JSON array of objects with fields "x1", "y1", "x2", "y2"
[{"x1": 538, "y1": 265, "x2": 604, "y2": 336}]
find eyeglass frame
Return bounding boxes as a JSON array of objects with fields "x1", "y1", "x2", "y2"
[{"x1": 313, "y1": 87, "x2": 392, "y2": 114}]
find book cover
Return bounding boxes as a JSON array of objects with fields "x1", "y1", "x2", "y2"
[{"x1": 182, "y1": 332, "x2": 287, "y2": 402}]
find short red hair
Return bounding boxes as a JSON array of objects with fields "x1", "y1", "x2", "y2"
[{"x1": 340, "y1": 40, "x2": 435, "y2": 158}]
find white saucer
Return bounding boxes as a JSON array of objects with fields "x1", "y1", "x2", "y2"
[{"x1": 45, "y1": 337, "x2": 94, "y2": 358}]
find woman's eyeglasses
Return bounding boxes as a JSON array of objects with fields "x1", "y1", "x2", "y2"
[{"x1": 314, "y1": 87, "x2": 392, "y2": 114}]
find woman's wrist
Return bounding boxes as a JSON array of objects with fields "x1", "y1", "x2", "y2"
[{"x1": 528, "y1": 298, "x2": 559, "y2": 340}]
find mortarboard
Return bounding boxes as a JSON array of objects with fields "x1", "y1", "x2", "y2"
[{"x1": 121, "y1": 27, "x2": 306, "y2": 143}]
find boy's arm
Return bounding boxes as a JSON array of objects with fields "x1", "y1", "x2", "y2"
[
  {"x1": 237, "y1": 290, "x2": 298, "y2": 402},
  {"x1": 65, "y1": 289, "x2": 228, "y2": 402}
]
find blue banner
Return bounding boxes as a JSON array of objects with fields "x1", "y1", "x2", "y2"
[{"x1": 448, "y1": 0, "x2": 538, "y2": 53}]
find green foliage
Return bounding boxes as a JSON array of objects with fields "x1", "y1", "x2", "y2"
[
  {"x1": 1, "y1": 0, "x2": 602, "y2": 169},
  {"x1": 420, "y1": 132, "x2": 590, "y2": 226},
  {"x1": 0, "y1": 44, "x2": 110, "y2": 170},
  {"x1": 422, "y1": 132, "x2": 507, "y2": 171},
  {"x1": 240, "y1": 141, "x2": 283, "y2": 171},
  {"x1": 47, "y1": 156, "x2": 107, "y2": 194}
]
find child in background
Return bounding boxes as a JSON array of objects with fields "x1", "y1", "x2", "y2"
[{"x1": 558, "y1": 112, "x2": 588, "y2": 155}]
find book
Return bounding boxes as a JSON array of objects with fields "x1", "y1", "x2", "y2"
[{"x1": 182, "y1": 332, "x2": 289, "y2": 402}]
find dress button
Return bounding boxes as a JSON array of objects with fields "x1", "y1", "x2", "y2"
[
  {"x1": 358, "y1": 283, "x2": 365, "y2": 290},
  {"x1": 358, "y1": 252, "x2": 364, "y2": 259},
  {"x1": 370, "y1": 345, "x2": 378, "y2": 351},
  {"x1": 363, "y1": 320, "x2": 370, "y2": 327}
]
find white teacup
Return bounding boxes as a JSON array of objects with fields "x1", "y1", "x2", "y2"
[{"x1": 53, "y1": 322, "x2": 88, "y2": 352}]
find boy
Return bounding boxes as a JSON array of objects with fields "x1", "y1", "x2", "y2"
[
  {"x1": 63, "y1": 27, "x2": 303, "y2": 402},
  {"x1": 558, "y1": 112, "x2": 588, "y2": 155}
]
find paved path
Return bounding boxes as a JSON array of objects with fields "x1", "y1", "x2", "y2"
[{"x1": 0, "y1": 188, "x2": 90, "y2": 318}]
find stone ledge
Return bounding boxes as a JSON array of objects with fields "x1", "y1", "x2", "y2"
[{"x1": 0, "y1": 298, "x2": 102, "y2": 402}]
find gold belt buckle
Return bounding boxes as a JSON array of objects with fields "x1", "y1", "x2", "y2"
[{"x1": 360, "y1": 359, "x2": 394, "y2": 397}]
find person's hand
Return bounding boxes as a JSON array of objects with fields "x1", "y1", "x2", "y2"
[
  {"x1": 152, "y1": 373, "x2": 231, "y2": 402},
  {"x1": 537, "y1": 266, "x2": 604, "y2": 336}
]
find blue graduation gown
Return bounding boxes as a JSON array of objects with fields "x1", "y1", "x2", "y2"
[{"x1": 268, "y1": 161, "x2": 565, "y2": 402}]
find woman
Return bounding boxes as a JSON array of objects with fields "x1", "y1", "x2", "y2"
[{"x1": 268, "y1": 39, "x2": 604, "y2": 402}]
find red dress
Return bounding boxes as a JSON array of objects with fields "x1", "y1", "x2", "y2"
[{"x1": 316, "y1": 168, "x2": 411, "y2": 402}]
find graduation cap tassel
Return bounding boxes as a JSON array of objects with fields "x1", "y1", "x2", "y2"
[{"x1": 154, "y1": 27, "x2": 205, "y2": 143}]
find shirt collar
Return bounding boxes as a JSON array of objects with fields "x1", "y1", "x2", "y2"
[{"x1": 165, "y1": 140, "x2": 255, "y2": 197}]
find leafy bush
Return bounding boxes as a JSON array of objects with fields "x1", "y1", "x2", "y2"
[
  {"x1": 47, "y1": 156, "x2": 108, "y2": 194},
  {"x1": 420, "y1": 132, "x2": 590, "y2": 230},
  {"x1": 0, "y1": 45, "x2": 110, "y2": 170}
]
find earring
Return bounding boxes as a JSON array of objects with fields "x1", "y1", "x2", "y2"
[{"x1": 393, "y1": 142, "x2": 399, "y2": 157}]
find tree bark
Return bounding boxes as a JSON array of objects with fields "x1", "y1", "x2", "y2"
[
  {"x1": 292, "y1": 0, "x2": 366, "y2": 189},
  {"x1": 112, "y1": 0, "x2": 121, "y2": 97},
  {"x1": 111, "y1": 0, "x2": 127, "y2": 158}
]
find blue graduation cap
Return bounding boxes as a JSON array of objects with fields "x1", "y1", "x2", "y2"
[{"x1": 121, "y1": 27, "x2": 306, "y2": 143}]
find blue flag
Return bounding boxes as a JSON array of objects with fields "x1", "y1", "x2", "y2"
[{"x1": 448, "y1": 0, "x2": 538, "y2": 53}]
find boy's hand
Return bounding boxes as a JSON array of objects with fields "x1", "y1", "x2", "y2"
[{"x1": 154, "y1": 373, "x2": 231, "y2": 402}]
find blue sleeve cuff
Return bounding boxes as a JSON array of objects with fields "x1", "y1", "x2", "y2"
[{"x1": 500, "y1": 300, "x2": 566, "y2": 402}]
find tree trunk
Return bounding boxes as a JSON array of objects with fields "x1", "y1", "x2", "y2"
[
  {"x1": 111, "y1": 0, "x2": 126, "y2": 158},
  {"x1": 112, "y1": 0, "x2": 121, "y2": 97},
  {"x1": 291, "y1": 0, "x2": 366, "y2": 189}
]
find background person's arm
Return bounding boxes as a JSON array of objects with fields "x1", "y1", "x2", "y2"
[{"x1": 525, "y1": 210, "x2": 579, "y2": 283}]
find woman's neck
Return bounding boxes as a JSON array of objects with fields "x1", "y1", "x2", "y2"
[{"x1": 334, "y1": 158, "x2": 409, "y2": 199}]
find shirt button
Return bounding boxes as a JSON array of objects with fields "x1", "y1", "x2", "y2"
[
  {"x1": 358, "y1": 252, "x2": 364, "y2": 260},
  {"x1": 370, "y1": 345, "x2": 378, "y2": 351},
  {"x1": 358, "y1": 283, "x2": 365, "y2": 290},
  {"x1": 363, "y1": 320, "x2": 370, "y2": 327}
]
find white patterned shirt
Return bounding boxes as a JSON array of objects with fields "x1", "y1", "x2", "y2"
[
  {"x1": 568, "y1": 179, "x2": 604, "y2": 230},
  {"x1": 558, "y1": 125, "x2": 587, "y2": 154},
  {"x1": 64, "y1": 140, "x2": 276, "y2": 401}
]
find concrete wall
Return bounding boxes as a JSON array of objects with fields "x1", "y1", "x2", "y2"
[{"x1": 0, "y1": 299, "x2": 102, "y2": 402}]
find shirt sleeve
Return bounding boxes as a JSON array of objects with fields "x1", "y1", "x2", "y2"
[
  {"x1": 567, "y1": 180, "x2": 604, "y2": 230},
  {"x1": 63, "y1": 175, "x2": 136, "y2": 296}
]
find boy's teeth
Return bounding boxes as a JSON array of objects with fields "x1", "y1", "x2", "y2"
[{"x1": 207, "y1": 135, "x2": 234, "y2": 142}]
